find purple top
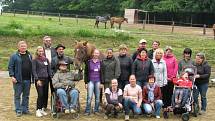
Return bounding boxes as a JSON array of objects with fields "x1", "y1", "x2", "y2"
[{"x1": 89, "y1": 59, "x2": 101, "y2": 82}]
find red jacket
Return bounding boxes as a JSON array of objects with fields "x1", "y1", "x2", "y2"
[
  {"x1": 173, "y1": 78, "x2": 192, "y2": 88},
  {"x1": 142, "y1": 84, "x2": 162, "y2": 103}
]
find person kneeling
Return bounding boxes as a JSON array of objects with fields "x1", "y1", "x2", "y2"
[
  {"x1": 142, "y1": 76, "x2": 163, "y2": 119},
  {"x1": 123, "y1": 75, "x2": 142, "y2": 121},
  {"x1": 52, "y1": 61, "x2": 82, "y2": 114},
  {"x1": 104, "y1": 79, "x2": 123, "y2": 119}
]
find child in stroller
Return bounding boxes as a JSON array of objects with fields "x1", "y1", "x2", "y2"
[{"x1": 172, "y1": 71, "x2": 192, "y2": 110}]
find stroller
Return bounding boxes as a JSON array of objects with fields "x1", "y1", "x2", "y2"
[{"x1": 172, "y1": 66, "x2": 199, "y2": 121}]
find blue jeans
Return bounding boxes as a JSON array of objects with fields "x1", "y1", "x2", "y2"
[
  {"x1": 57, "y1": 88, "x2": 79, "y2": 109},
  {"x1": 193, "y1": 83, "x2": 208, "y2": 111},
  {"x1": 85, "y1": 81, "x2": 100, "y2": 113},
  {"x1": 143, "y1": 100, "x2": 163, "y2": 116},
  {"x1": 124, "y1": 98, "x2": 142, "y2": 115},
  {"x1": 13, "y1": 80, "x2": 31, "y2": 113}
]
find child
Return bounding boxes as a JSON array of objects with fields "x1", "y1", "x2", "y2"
[{"x1": 172, "y1": 72, "x2": 192, "y2": 108}]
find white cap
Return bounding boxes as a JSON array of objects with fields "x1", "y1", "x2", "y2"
[{"x1": 139, "y1": 39, "x2": 147, "y2": 43}]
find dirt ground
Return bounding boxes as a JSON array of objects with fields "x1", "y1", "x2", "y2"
[{"x1": 0, "y1": 74, "x2": 215, "y2": 121}]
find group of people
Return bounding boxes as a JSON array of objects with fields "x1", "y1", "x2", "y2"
[{"x1": 8, "y1": 36, "x2": 211, "y2": 121}]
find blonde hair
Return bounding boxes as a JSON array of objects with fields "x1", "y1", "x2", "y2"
[
  {"x1": 34, "y1": 46, "x2": 44, "y2": 59},
  {"x1": 43, "y1": 36, "x2": 51, "y2": 40},
  {"x1": 153, "y1": 48, "x2": 164, "y2": 59}
]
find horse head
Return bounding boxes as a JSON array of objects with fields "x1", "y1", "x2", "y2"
[
  {"x1": 124, "y1": 18, "x2": 128, "y2": 23},
  {"x1": 74, "y1": 41, "x2": 96, "y2": 68}
]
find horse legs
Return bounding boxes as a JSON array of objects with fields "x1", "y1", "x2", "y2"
[
  {"x1": 105, "y1": 22, "x2": 106, "y2": 29},
  {"x1": 111, "y1": 22, "x2": 114, "y2": 28},
  {"x1": 119, "y1": 23, "x2": 121, "y2": 29},
  {"x1": 95, "y1": 21, "x2": 99, "y2": 28},
  {"x1": 213, "y1": 29, "x2": 215, "y2": 40}
]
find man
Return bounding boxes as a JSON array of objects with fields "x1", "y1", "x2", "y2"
[
  {"x1": 8, "y1": 41, "x2": 33, "y2": 117},
  {"x1": 42, "y1": 36, "x2": 57, "y2": 64},
  {"x1": 132, "y1": 39, "x2": 147, "y2": 61},
  {"x1": 147, "y1": 40, "x2": 160, "y2": 59},
  {"x1": 52, "y1": 61, "x2": 82, "y2": 114},
  {"x1": 51, "y1": 44, "x2": 73, "y2": 74},
  {"x1": 42, "y1": 35, "x2": 57, "y2": 108}
]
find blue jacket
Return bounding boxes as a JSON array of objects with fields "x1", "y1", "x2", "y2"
[{"x1": 8, "y1": 51, "x2": 33, "y2": 82}]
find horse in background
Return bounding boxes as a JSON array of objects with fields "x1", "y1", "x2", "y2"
[
  {"x1": 110, "y1": 17, "x2": 128, "y2": 29},
  {"x1": 94, "y1": 15, "x2": 110, "y2": 29},
  {"x1": 213, "y1": 24, "x2": 215, "y2": 40}
]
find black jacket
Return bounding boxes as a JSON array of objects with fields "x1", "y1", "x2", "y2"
[
  {"x1": 194, "y1": 61, "x2": 211, "y2": 85},
  {"x1": 117, "y1": 55, "x2": 133, "y2": 82},
  {"x1": 132, "y1": 58, "x2": 154, "y2": 82}
]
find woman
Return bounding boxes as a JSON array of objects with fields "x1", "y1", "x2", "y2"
[
  {"x1": 178, "y1": 48, "x2": 194, "y2": 75},
  {"x1": 32, "y1": 46, "x2": 52, "y2": 117},
  {"x1": 193, "y1": 52, "x2": 211, "y2": 115},
  {"x1": 162, "y1": 46, "x2": 178, "y2": 118},
  {"x1": 84, "y1": 49, "x2": 103, "y2": 115},
  {"x1": 117, "y1": 44, "x2": 133, "y2": 90},
  {"x1": 124, "y1": 75, "x2": 142, "y2": 121},
  {"x1": 152, "y1": 48, "x2": 167, "y2": 88},
  {"x1": 104, "y1": 79, "x2": 123, "y2": 119},
  {"x1": 132, "y1": 48, "x2": 154, "y2": 87},
  {"x1": 142, "y1": 76, "x2": 163, "y2": 119}
]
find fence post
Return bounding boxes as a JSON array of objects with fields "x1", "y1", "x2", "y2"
[
  {"x1": 76, "y1": 15, "x2": 79, "y2": 24},
  {"x1": 190, "y1": 16, "x2": 193, "y2": 27},
  {"x1": 154, "y1": 15, "x2": 155, "y2": 24},
  {"x1": 171, "y1": 21, "x2": 175, "y2": 33},
  {"x1": 13, "y1": 9, "x2": 16, "y2": 17},
  {"x1": 42, "y1": 12, "x2": 44, "y2": 19},
  {"x1": 27, "y1": 10, "x2": 29, "y2": 17},
  {"x1": 58, "y1": 13, "x2": 61, "y2": 22},
  {"x1": 203, "y1": 24, "x2": 206, "y2": 35},
  {"x1": 143, "y1": 20, "x2": 146, "y2": 30}
]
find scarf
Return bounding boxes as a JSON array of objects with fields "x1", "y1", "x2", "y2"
[
  {"x1": 38, "y1": 55, "x2": 46, "y2": 61},
  {"x1": 147, "y1": 83, "x2": 156, "y2": 102}
]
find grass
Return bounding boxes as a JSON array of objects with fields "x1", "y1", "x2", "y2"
[{"x1": 0, "y1": 13, "x2": 215, "y2": 71}]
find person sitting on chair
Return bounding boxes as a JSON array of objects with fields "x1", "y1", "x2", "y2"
[
  {"x1": 104, "y1": 79, "x2": 123, "y2": 119},
  {"x1": 52, "y1": 61, "x2": 82, "y2": 114}
]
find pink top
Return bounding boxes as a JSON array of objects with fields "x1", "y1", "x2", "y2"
[
  {"x1": 163, "y1": 54, "x2": 178, "y2": 81},
  {"x1": 123, "y1": 84, "x2": 142, "y2": 104}
]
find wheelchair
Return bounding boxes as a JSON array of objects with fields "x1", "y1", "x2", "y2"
[{"x1": 50, "y1": 88, "x2": 81, "y2": 119}]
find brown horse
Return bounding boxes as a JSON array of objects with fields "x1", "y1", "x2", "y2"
[
  {"x1": 110, "y1": 17, "x2": 128, "y2": 29},
  {"x1": 213, "y1": 24, "x2": 215, "y2": 40}
]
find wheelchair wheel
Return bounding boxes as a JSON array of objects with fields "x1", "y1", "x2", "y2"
[
  {"x1": 51, "y1": 92, "x2": 57, "y2": 118},
  {"x1": 72, "y1": 113, "x2": 80, "y2": 119},
  {"x1": 182, "y1": 113, "x2": 189, "y2": 121}
]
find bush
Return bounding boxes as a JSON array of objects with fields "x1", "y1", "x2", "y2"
[
  {"x1": 74, "y1": 29, "x2": 94, "y2": 37},
  {"x1": 6, "y1": 20, "x2": 23, "y2": 29}
]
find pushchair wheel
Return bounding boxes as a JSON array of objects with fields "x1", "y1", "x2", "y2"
[
  {"x1": 72, "y1": 113, "x2": 79, "y2": 119},
  {"x1": 182, "y1": 113, "x2": 189, "y2": 121},
  {"x1": 193, "y1": 103, "x2": 199, "y2": 117},
  {"x1": 51, "y1": 113, "x2": 59, "y2": 119}
]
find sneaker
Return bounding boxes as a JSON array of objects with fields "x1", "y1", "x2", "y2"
[
  {"x1": 125, "y1": 115, "x2": 129, "y2": 121},
  {"x1": 163, "y1": 111, "x2": 168, "y2": 119},
  {"x1": 23, "y1": 111, "x2": 31, "y2": 115},
  {"x1": 94, "y1": 112, "x2": 100, "y2": 116},
  {"x1": 41, "y1": 108, "x2": 48, "y2": 116},
  {"x1": 16, "y1": 112, "x2": 22, "y2": 117},
  {"x1": 84, "y1": 112, "x2": 90, "y2": 116},
  {"x1": 104, "y1": 115, "x2": 108, "y2": 120},
  {"x1": 156, "y1": 116, "x2": 160, "y2": 119},
  {"x1": 199, "y1": 110, "x2": 206, "y2": 115},
  {"x1": 36, "y1": 109, "x2": 43, "y2": 117},
  {"x1": 65, "y1": 109, "x2": 70, "y2": 114},
  {"x1": 70, "y1": 109, "x2": 76, "y2": 114}
]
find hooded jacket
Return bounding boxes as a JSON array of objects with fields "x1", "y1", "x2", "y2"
[{"x1": 163, "y1": 54, "x2": 178, "y2": 81}]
